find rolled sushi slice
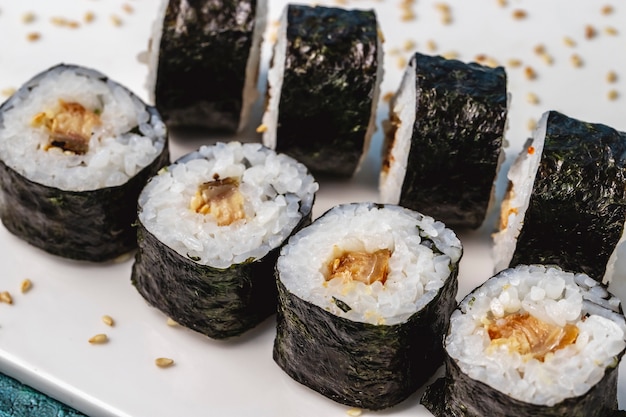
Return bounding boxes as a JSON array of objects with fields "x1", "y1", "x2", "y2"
[
  {"x1": 422, "y1": 264, "x2": 626, "y2": 416},
  {"x1": 274, "y1": 202, "x2": 462, "y2": 410},
  {"x1": 380, "y1": 52, "x2": 507, "y2": 229},
  {"x1": 146, "y1": 0, "x2": 266, "y2": 131},
  {"x1": 0, "y1": 64, "x2": 169, "y2": 262},
  {"x1": 132, "y1": 141, "x2": 318, "y2": 339},
  {"x1": 493, "y1": 111, "x2": 626, "y2": 282},
  {"x1": 261, "y1": 5, "x2": 383, "y2": 177}
]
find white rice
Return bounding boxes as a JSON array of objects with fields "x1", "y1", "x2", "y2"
[
  {"x1": 0, "y1": 65, "x2": 167, "y2": 191},
  {"x1": 492, "y1": 112, "x2": 548, "y2": 272},
  {"x1": 277, "y1": 203, "x2": 462, "y2": 326},
  {"x1": 138, "y1": 141, "x2": 318, "y2": 269},
  {"x1": 446, "y1": 264, "x2": 626, "y2": 406}
]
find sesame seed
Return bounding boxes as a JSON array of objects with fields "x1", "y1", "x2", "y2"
[
  {"x1": 527, "y1": 118, "x2": 538, "y2": 131},
  {"x1": 562, "y1": 36, "x2": 577, "y2": 47},
  {"x1": 496, "y1": 0, "x2": 507, "y2": 7},
  {"x1": 506, "y1": 58, "x2": 522, "y2": 68},
  {"x1": 540, "y1": 53, "x2": 554, "y2": 66},
  {"x1": 570, "y1": 54, "x2": 583, "y2": 68},
  {"x1": 88, "y1": 334, "x2": 108, "y2": 344},
  {"x1": 533, "y1": 44, "x2": 545, "y2": 55},
  {"x1": 601, "y1": 5, "x2": 614, "y2": 15},
  {"x1": 122, "y1": 3, "x2": 134, "y2": 14},
  {"x1": 102, "y1": 315, "x2": 115, "y2": 327},
  {"x1": 605, "y1": 26, "x2": 618, "y2": 36},
  {"x1": 255, "y1": 124, "x2": 268, "y2": 133},
  {"x1": 485, "y1": 57, "x2": 500, "y2": 68},
  {"x1": 402, "y1": 39, "x2": 416, "y2": 52},
  {"x1": 22, "y1": 12, "x2": 36, "y2": 24},
  {"x1": 608, "y1": 90, "x2": 619, "y2": 101},
  {"x1": 512, "y1": 9, "x2": 527, "y2": 20},
  {"x1": 20, "y1": 279, "x2": 32, "y2": 293},
  {"x1": 26, "y1": 32, "x2": 41, "y2": 42},
  {"x1": 0, "y1": 291, "x2": 13, "y2": 305},
  {"x1": 526, "y1": 92, "x2": 540, "y2": 105},
  {"x1": 396, "y1": 56, "x2": 407, "y2": 70},
  {"x1": 166, "y1": 318, "x2": 179, "y2": 326},
  {"x1": 606, "y1": 71, "x2": 618, "y2": 83},
  {"x1": 585, "y1": 25, "x2": 597, "y2": 39},
  {"x1": 84, "y1": 11, "x2": 95, "y2": 23},
  {"x1": 382, "y1": 91, "x2": 394, "y2": 103},
  {"x1": 1, "y1": 88, "x2": 16, "y2": 97},
  {"x1": 426, "y1": 39, "x2": 437, "y2": 52},
  {"x1": 442, "y1": 50, "x2": 459, "y2": 60},
  {"x1": 155, "y1": 357, "x2": 175, "y2": 368},
  {"x1": 524, "y1": 66, "x2": 537, "y2": 80},
  {"x1": 110, "y1": 14, "x2": 123, "y2": 27},
  {"x1": 346, "y1": 408, "x2": 363, "y2": 417}
]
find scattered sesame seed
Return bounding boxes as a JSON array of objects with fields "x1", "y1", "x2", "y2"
[
  {"x1": 388, "y1": 47, "x2": 401, "y2": 56},
  {"x1": 382, "y1": 91, "x2": 394, "y2": 102},
  {"x1": 570, "y1": 53, "x2": 583, "y2": 68},
  {"x1": 507, "y1": 58, "x2": 522, "y2": 68},
  {"x1": 110, "y1": 14, "x2": 123, "y2": 27},
  {"x1": 26, "y1": 32, "x2": 41, "y2": 42},
  {"x1": 377, "y1": 28, "x2": 385, "y2": 43},
  {"x1": 524, "y1": 66, "x2": 537, "y2": 80},
  {"x1": 435, "y1": 3, "x2": 452, "y2": 25},
  {"x1": 22, "y1": 12, "x2": 36, "y2": 24},
  {"x1": 396, "y1": 56, "x2": 407, "y2": 70},
  {"x1": 606, "y1": 71, "x2": 618, "y2": 83},
  {"x1": 526, "y1": 92, "x2": 540, "y2": 105},
  {"x1": 442, "y1": 50, "x2": 459, "y2": 60},
  {"x1": 84, "y1": 11, "x2": 95, "y2": 23},
  {"x1": 562, "y1": 36, "x2": 577, "y2": 47},
  {"x1": 88, "y1": 333, "x2": 108, "y2": 344},
  {"x1": 166, "y1": 318, "x2": 179, "y2": 326},
  {"x1": 604, "y1": 26, "x2": 618, "y2": 36},
  {"x1": 346, "y1": 408, "x2": 363, "y2": 417},
  {"x1": 601, "y1": 5, "x2": 614, "y2": 15},
  {"x1": 585, "y1": 25, "x2": 597, "y2": 39},
  {"x1": 485, "y1": 57, "x2": 500, "y2": 68},
  {"x1": 496, "y1": 0, "x2": 507, "y2": 7},
  {"x1": 426, "y1": 39, "x2": 437, "y2": 52},
  {"x1": 155, "y1": 357, "x2": 175, "y2": 368},
  {"x1": 400, "y1": 9, "x2": 416, "y2": 21},
  {"x1": 102, "y1": 315, "x2": 115, "y2": 327},
  {"x1": 527, "y1": 118, "x2": 538, "y2": 131},
  {"x1": 533, "y1": 44, "x2": 545, "y2": 55},
  {"x1": 540, "y1": 53, "x2": 554, "y2": 66},
  {"x1": 402, "y1": 39, "x2": 416, "y2": 52},
  {"x1": 608, "y1": 89, "x2": 619, "y2": 101},
  {"x1": 475, "y1": 54, "x2": 487, "y2": 63},
  {"x1": 20, "y1": 279, "x2": 32, "y2": 293},
  {"x1": 122, "y1": 3, "x2": 134, "y2": 14},
  {"x1": 512, "y1": 9, "x2": 527, "y2": 20},
  {"x1": 255, "y1": 124, "x2": 268, "y2": 133},
  {"x1": 0, "y1": 291, "x2": 13, "y2": 305},
  {"x1": 1, "y1": 87, "x2": 16, "y2": 97}
]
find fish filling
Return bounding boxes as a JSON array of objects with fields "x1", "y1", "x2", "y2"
[
  {"x1": 190, "y1": 177, "x2": 246, "y2": 226},
  {"x1": 326, "y1": 249, "x2": 391, "y2": 285}
]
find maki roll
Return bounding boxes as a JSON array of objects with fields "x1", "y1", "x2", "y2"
[
  {"x1": 422, "y1": 264, "x2": 626, "y2": 416},
  {"x1": 261, "y1": 5, "x2": 383, "y2": 177},
  {"x1": 493, "y1": 111, "x2": 626, "y2": 282},
  {"x1": 380, "y1": 52, "x2": 507, "y2": 229},
  {"x1": 0, "y1": 64, "x2": 169, "y2": 262},
  {"x1": 274, "y1": 202, "x2": 462, "y2": 410},
  {"x1": 146, "y1": 0, "x2": 267, "y2": 131},
  {"x1": 131, "y1": 141, "x2": 318, "y2": 339}
]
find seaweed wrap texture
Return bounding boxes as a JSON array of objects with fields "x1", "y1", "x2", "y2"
[
  {"x1": 493, "y1": 111, "x2": 626, "y2": 282},
  {"x1": 422, "y1": 264, "x2": 626, "y2": 417},
  {"x1": 262, "y1": 5, "x2": 383, "y2": 177},
  {"x1": 274, "y1": 202, "x2": 462, "y2": 410},
  {"x1": 380, "y1": 52, "x2": 507, "y2": 229},
  {"x1": 132, "y1": 141, "x2": 318, "y2": 339},
  {"x1": 0, "y1": 63, "x2": 169, "y2": 262},
  {"x1": 146, "y1": 0, "x2": 267, "y2": 131}
]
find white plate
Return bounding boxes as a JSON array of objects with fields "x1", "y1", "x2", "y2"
[{"x1": 0, "y1": 0, "x2": 625, "y2": 416}]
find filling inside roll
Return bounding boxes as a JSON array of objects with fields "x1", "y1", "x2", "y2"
[
  {"x1": 0, "y1": 67, "x2": 166, "y2": 191},
  {"x1": 278, "y1": 204, "x2": 462, "y2": 325},
  {"x1": 138, "y1": 142, "x2": 318, "y2": 268},
  {"x1": 446, "y1": 265, "x2": 626, "y2": 406}
]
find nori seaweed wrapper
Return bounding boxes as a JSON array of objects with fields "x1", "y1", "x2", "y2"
[
  {"x1": 510, "y1": 111, "x2": 626, "y2": 281},
  {"x1": 0, "y1": 64, "x2": 170, "y2": 262},
  {"x1": 421, "y1": 354, "x2": 622, "y2": 417},
  {"x1": 274, "y1": 5, "x2": 381, "y2": 177},
  {"x1": 152, "y1": 0, "x2": 263, "y2": 131},
  {"x1": 273, "y1": 204, "x2": 460, "y2": 410},
  {"x1": 391, "y1": 53, "x2": 507, "y2": 229}
]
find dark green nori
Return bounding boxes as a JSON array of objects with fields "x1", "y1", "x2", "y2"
[
  {"x1": 132, "y1": 210, "x2": 313, "y2": 340},
  {"x1": 274, "y1": 5, "x2": 380, "y2": 177},
  {"x1": 0, "y1": 64, "x2": 170, "y2": 262},
  {"x1": 510, "y1": 111, "x2": 626, "y2": 281},
  {"x1": 154, "y1": 0, "x2": 260, "y2": 131},
  {"x1": 273, "y1": 220, "x2": 459, "y2": 409},
  {"x1": 395, "y1": 53, "x2": 506, "y2": 229},
  {"x1": 421, "y1": 351, "x2": 622, "y2": 417}
]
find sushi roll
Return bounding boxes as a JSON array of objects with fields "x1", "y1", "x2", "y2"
[
  {"x1": 0, "y1": 64, "x2": 169, "y2": 262},
  {"x1": 493, "y1": 111, "x2": 626, "y2": 282},
  {"x1": 274, "y1": 202, "x2": 462, "y2": 410},
  {"x1": 146, "y1": 0, "x2": 267, "y2": 131},
  {"x1": 380, "y1": 52, "x2": 507, "y2": 229},
  {"x1": 261, "y1": 5, "x2": 383, "y2": 177},
  {"x1": 131, "y1": 141, "x2": 318, "y2": 339},
  {"x1": 422, "y1": 264, "x2": 626, "y2": 416}
]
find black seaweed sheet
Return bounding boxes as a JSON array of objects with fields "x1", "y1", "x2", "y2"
[
  {"x1": 274, "y1": 5, "x2": 380, "y2": 177},
  {"x1": 0, "y1": 64, "x2": 170, "y2": 262},
  {"x1": 132, "y1": 204, "x2": 313, "y2": 340},
  {"x1": 273, "y1": 205, "x2": 460, "y2": 410},
  {"x1": 390, "y1": 53, "x2": 506, "y2": 229},
  {"x1": 154, "y1": 0, "x2": 259, "y2": 131},
  {"x1": 510, "y1": 111, "x2": 626, "y2": 281}
]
